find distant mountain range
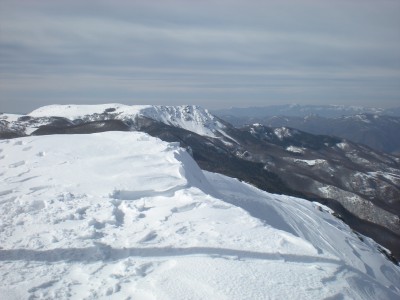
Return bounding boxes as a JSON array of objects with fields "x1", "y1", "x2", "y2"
[
  {"x1": 213, "y1": 104, "x2": 400, "y2": 154},
  {"x1": 1, "y1": 104, "x2": 400, "y2": 261},
  {"x1": 213, "y1": 104, "x2": 400, "y2": 118}
]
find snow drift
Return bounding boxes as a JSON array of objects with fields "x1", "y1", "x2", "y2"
[{"x1": 0, "y1": 132, "x2": 399, "y2": 299}]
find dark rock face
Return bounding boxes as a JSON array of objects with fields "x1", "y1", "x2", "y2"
[
  {"x1": 0, "y1": 120, "x2": 25, "y2": 139},
  {"x1": 0, "y1": 130, "x2": 25, "y2": 139},
  {"x1": 1, "y1": 108, "x2": 399, "y2": 261}
]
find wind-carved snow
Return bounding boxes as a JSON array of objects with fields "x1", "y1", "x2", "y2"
[{"x1": 0, "y1": 132, "x2": 399, "y2": 299}]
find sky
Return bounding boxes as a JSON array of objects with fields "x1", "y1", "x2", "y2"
[{"x1": 0, "y1": 0, "x2": 399, "y2": 113}]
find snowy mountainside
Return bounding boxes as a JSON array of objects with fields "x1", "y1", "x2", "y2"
[
  {"x1": 1, "y1": 104, "x2": 226, "y2": 139},
  {"x1": 259, "y1": 114, "x2": 400, "y2": 154},
  {"x1": 213, "y1": 106, "x2": 400, "y2": 154},
  {"x1": 243, "y1": 124, "x2": 400, "y2": 230},
  {"x1": 0, "y1": 132, "x2": 399, "y2": 299}
]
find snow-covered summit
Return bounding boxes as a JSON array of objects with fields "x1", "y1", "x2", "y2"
[
  {"x1": 27, "y1": 104, "x2": 225, "y2": 138},
  {"x1": 0, "y1": 132, "x2": 399, "y2": 299},
  {"x1": 28, "y1": 103, "x2": 148, "y2": 119}
]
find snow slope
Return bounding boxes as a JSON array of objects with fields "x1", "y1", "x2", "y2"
[
  {"x1": 0, "y1": 132, "x2": 399, "y2": 299},
  {"x1": 26, "y1": 104, "x2": 225, "y2": 138}
]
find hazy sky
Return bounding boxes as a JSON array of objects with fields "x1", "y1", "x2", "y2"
[{"x1": 1, "y1": 0, "x2": 399, "y2": 113}]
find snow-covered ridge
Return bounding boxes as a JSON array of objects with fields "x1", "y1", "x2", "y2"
[
  {"x1": 0, "y1": 132, "x2": 399, "y2": 299},
  {"x1": 28, "y1": 103, "x2": 148, "y2": 119},
  {"x1": 27, "y1": 104, "x2": 225, "y2": 138}
]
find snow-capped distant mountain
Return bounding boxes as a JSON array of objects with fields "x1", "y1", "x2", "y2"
[
  {"x1": 213, "y1": 104, "x2": 389, "y2": 118},
  {"x1": 1, "y1": 132, "x2": 399, "y2": 299}
]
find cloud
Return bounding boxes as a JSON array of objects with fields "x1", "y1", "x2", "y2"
[{"x1": 0, "y1": 0, "x2": 399, "y2": 112}]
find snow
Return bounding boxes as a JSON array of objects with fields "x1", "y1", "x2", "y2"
[
  {"x1": 336, "y1": 142, "x2": 349, "y2": 150},
  {"x1": 286, "y1": 146, "x2": 305, "y2": 154},
  {"x1": 0, "y1": 132, "x2": 399, "y2": 299},
  {"x1": 369, "y1": 171, "x2": 400, "y2": 185},
  {"x1": 0, "y1": 113, "x2": 22, "y2": 122},
  {"x1": 343, "y1": 114, "x2": 372, "y2": 123},
  {"x1": 294, "y1": 159, "x2": 327, "y2": 166},
  {"x1": 216, "y1": 128, "x2": 240, "y2": 145},
  {"x1": 27, "y1": 104, "x2": 224, "y2": 138},
  {"x1": 28, "y1": 104, "x2": 149, "y2": 119},
  {"x1": 316, "y1": 183, "x2": 398, "y2": 231},
  {"x1": 274, "y1": 127, "x2": 297, "y2": 140}
]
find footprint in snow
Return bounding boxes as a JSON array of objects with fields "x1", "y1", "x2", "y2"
[
  {"x1": 37, "y1": 151, "x2": 46, "y2": 157},
  {"x1": 135, "y1": 262, "x2": 156, "y2": 277},
  {"x1": 18, "y1": 176, "x2": 39, "y2": 183},
  {"x1": 28, "y1": 280, "x2": 58, "y2": 293},
  {"x1": 176, "y1": 226, "x2": 188, "y2": 235},
  {"x1": 0, "y1": 189, "x2": 13, "y2": 196},
  {"x1": 23, "y1": 146, "x2": 32, "y2": 151},
  {"x1": 28, "y1": 200, "x2": 46, "y2": 212},
  {"x1": 88, "y1": 218, "x2": 106, "y2": 229},
  {"x1": 136, "y1": 204, "x2": 152, "y2": 212},
  {"x1": 171, "y1": 202, "x2": 200, "y2": 213},
  {"x1": 105, "y1": 284, "x2": 121, "y2": 296},
  {"x1": 9, "y1": 160, "x2": 25, "y2": 168},
  {"x1": 29, "y1": 185, "x2": 51, "y2": 193},
  {"x1": 1, "y1": 196, "x2": 18, "y2": 205},
  {"x1": 75, "y1": 206, "x2": 89, "y2": 219},
  {"x1": 139, "y1": 231, "x2": 158, "y2": 243}
]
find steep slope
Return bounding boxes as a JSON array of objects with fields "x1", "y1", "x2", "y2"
[
  {"x1": 241, "y1": 124, "x2": 400, "y2": 229},
  {"x1": 0, "y1": 132, "x2": 399, "y2": 299}
]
